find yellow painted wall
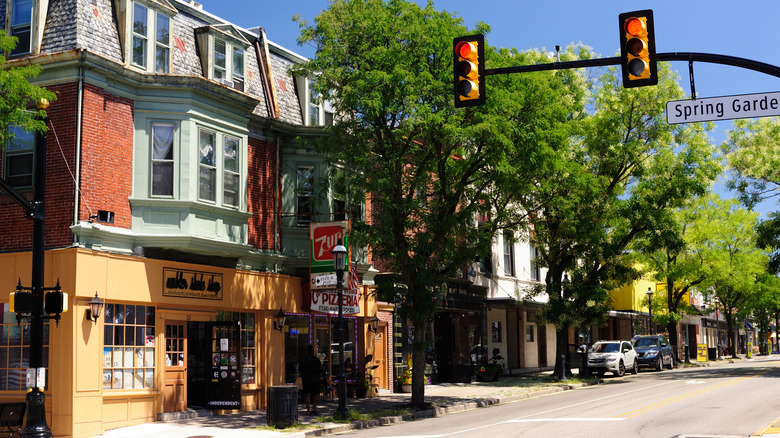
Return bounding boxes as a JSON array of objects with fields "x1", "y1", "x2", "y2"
[
  {"x1": 609, "y1": 279, "x2": 660, "y2": 312},
  {"x1": 0, "y1": 247, "x2": 311, "y2": 438}
]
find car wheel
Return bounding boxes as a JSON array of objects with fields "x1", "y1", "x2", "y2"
[
  {"x1": 615, "y1": 360, "x2": 625, "y2": 377},
  {"x1": 631, "y1": 359, "x2": 638, "y2": 375},
  {"x1": 656, "y1": 356, "x2": 663, "y2": 371},
  {"x1": 666, "y1": 355, "x2": 674, "y2": 370}
]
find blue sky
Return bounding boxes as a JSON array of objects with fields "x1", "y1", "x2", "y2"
[{"x1": 202, "y1": 0, "x2": 779, "y2": 214}]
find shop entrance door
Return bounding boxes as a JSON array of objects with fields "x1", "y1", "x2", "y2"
[
  {"x1": 372, "y1": 323, "x2": 388, "y2": 389},
  {"x1": 163, "y1": 321, "x2": 187, "y2": 412}
]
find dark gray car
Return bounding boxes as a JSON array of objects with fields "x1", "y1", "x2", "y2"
[{"x1": 632, "y1": 335, "x2": 675, "y2": 371}]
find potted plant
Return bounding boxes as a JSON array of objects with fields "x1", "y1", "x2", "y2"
[
  {"x1": 353, "y1": 372, "x2": 371, "y2": 398},
  {"x1": 396, "y1": 368, "x2": 412, "y2": 392}
]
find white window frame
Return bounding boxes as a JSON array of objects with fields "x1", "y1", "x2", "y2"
[
  {"x1": 196, "y1": 127, "x2": 242, "y2": 208},
  {"x1": 198, "y1": 129, "x2": 217, "y2": 203},
  {"x1": 211, "y1": 38, "x2": 245, "y2": 90},
  {"x1": 222, "y1": 135, "x2": 240, "y2": 207},
  {"x1": 151, "y1": 123, "x2": 175, "y2": 197},
  {"x1": 503, "y1": 234, "x2": 515, "y2": 277},
  {"x1": 130, "y1": 0, "x2": 172, "y2": 73},
  {"x1": 9, "y1": 0, "x2": 32, "y2": 56}
]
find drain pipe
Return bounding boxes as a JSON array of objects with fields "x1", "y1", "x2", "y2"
[{"x1": 73, "y1": 53, "x2": 85, "y2": 237}]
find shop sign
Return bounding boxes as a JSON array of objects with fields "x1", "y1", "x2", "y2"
[
  {"x1": 310, "y1": 289, "x2": 359, "y2": 315},
  {"x1": 163, "y1": 268, "x2": 223, "y2": 300},
  {"x1": 309, "y1": 221, "x2": 353, "y2": 290},
  {"x1": 696, "y1": 343, "x2": 708, "y2": 362}
]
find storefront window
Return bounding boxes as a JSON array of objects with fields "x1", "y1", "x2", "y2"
[
  {"x1": 283, "y1": 315, "x2": 357, "y2": 385},
  {"x1": 284, "y1": 314, "x2": 312, "y2": 384},
  {"x1": 0, "y1": 303, "x2": 48, "y2": 390},
  {"x1": 103, "y1": 304, "x2": 155, "y2": 389},
  {"x1": 217, "y1": 311, "x2": 255, "y2": 384}
]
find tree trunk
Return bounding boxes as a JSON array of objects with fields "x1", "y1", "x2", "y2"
[
  {"x1": 554, "y1": 325, "x2": 572, "y2": 378},
  {"x1": 410, "y1": 320, "x2": 426, "y2": 406},
  {"x1": 666, "y1": 320, "x2": 680, "y2": 363}
]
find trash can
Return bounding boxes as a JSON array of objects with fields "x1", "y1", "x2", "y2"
[
  {"x1": 267, "y1": 385, "x2": 298, "y2": 428},
  {"x1": 708, "y1": 347, "x2": 717, "y2": 361}
]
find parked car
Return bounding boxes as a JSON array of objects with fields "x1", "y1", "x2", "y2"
[
  {"x1": 587, "y1": 340, "x2": 638, "y2": 377},
  {"x1": 632, "y1": 335, "x2": 675, "y2": 371}
]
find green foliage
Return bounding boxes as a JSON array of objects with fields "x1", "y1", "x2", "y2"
[
  {"x1": 722, "y1": 117, "x2": 780, "y2": 208},
  {"x1": 0, "y1": 31, "x2": 56, "y2": 148}
]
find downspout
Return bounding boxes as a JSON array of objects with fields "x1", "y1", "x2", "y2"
[
  {"x1": 72, "y1": 53, "x2": 85, "y2": 239},
  {"x1": 275, "y1": 134, "x2": 280, "y2": 253}
]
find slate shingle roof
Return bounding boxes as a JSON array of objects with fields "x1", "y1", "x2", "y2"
[{"x1": 22, "y1": 0, "x2": 306, "y2": 125}]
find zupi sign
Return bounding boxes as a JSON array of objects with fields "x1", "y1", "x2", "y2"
[
  {"x1": 163, "y1": 268, "x2": 223, "y2": 300},
  {"x1": 667, "y1": 91, "x2": 780, "y2": 124}
]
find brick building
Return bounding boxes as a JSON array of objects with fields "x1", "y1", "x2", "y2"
[{"x1": 0, "y1": 0, "x2": 386, "y2": 436}]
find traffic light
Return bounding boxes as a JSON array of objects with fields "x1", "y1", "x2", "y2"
[
  {"x1": 453, "y1": 34, "x2": 485, "y2": 108},
  {"x1": 619, "y1": 10, "x2": 657, "y2": 88},
  {"x1": 10, "y1": 291, "x2": 33, "y2": 315},
  {"x1": 44, "y1": 290, "x2": 68, "y2": 315}
]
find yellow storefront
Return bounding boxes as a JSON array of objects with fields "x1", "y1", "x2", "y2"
[{"x1": 0, "y1": 247, "x2": 377, "y2": 438}]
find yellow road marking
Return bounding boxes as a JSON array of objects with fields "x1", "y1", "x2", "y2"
[{"x1": 616, "y1": 368, "x2": 774, "y2": 419}]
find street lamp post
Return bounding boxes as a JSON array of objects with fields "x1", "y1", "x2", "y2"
[
  {"x1": 646, "y1": 287, "x2": 654, "y2": 335},
  {"x1": 331, "y1": 240, "x2": 348, "y2": 419},
  {"x1": 713, "y1": 297, "x2": 721, "y2": 360}
]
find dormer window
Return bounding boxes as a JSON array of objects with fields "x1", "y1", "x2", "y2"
[
  {"x1": 9, "y1": 0, "x2": 32, "y2": 56},
  {"x1": 131, "y1": 2, "x2": 171, "y2": 73},
  {"x1": 195, "y1": 25, "x2": 249, "y2": 92},
  {"x1": 298, "y1": 78, "x2": 334, "y2": 127},
  {"x1": 115, "y1": 0, "x2": 175, "y2": 73}
]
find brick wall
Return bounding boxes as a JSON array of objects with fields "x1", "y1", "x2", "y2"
[
  {"x1": 247, "y1": 136, "x2": 279, "y2": 250},
  {"x1": 0, "y1": 82, "x2": 134, "y2": 253},
  {"x1": 0, "y1": 83, "x2": 78, "y2": 251},
  {"x1": 77, "y1": 83, "x2": 133, "y2": 228}
]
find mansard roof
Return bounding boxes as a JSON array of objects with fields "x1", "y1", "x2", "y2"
[{"x1": 10, "y1": 0, "x2": 308, "y2": 125}]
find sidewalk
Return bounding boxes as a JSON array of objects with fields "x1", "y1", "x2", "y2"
[{"x1": 90, "y1": 373, "x2": 588, "y2": 438}]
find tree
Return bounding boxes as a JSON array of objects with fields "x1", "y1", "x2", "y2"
[
  {"x1": 523, "y1": 62, "x2": 720, "y2": 376},
  {"x1": 694, "y1": 195, "x2": 767, "y2": 357},
  {"x1": 638, "y1": 199, "x2": 710, "y2": 362},
  {"x1": 751, "y1": 273, "x2": 780, "y2": 355},
  {"x1": 722, "y1": 117, "x2": 780, "y2": 208},
  {"x1": 295, "y1": 0, "x2": 585, "y2": 405},
  {"x1": 0, "y1": 31, "x2": 55, "y2": 149}
]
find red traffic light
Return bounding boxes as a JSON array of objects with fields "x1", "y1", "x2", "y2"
[
  {"x1": 624, "y1": 17, "x2": 645, "y2": 37},
  {"x1": 618, "y1": 10, "x2": 657, "y2": 88},
  {"x1": 453, "y1": 34, "x2": 485, "y2": 108}
]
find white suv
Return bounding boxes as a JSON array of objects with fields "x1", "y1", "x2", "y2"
[{"x1": 587, "y1": 340, "x2": 638, "y2": 377}]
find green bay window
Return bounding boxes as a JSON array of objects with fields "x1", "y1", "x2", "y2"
[
  {"x1": 223, "y1": 136, "x2": 240, "y2": 207},
  {"x1": 198, "y1": 129, "x2": 216, "y2": 202}
]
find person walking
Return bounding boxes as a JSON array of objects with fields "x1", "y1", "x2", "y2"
[{"x1": 300, "y1": 344, "x2": 322, "y2": 415}]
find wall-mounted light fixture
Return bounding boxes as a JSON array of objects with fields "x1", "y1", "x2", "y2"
[
  {"x1": 273, "y1": 308, "x2": 286, "y2": 332},
  {"x1": 86, "y1": 292, "x2": 104, "y2": 325},
  {"x1": 368, "y1": 315, "x2": 380, "y2": 333}
]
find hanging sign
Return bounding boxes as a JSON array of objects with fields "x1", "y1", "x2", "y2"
[{"x1": 310, "y1": 289, "x2": 359, "y2": 315}]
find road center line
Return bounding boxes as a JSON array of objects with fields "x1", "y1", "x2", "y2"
[{"x1": 616, "y1": 368, "x2": 774, "y2": 419}]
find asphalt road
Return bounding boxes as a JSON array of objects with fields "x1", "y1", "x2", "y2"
[{"x1": 339, "y1": 358, "x2": 780, "y2": 438}]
